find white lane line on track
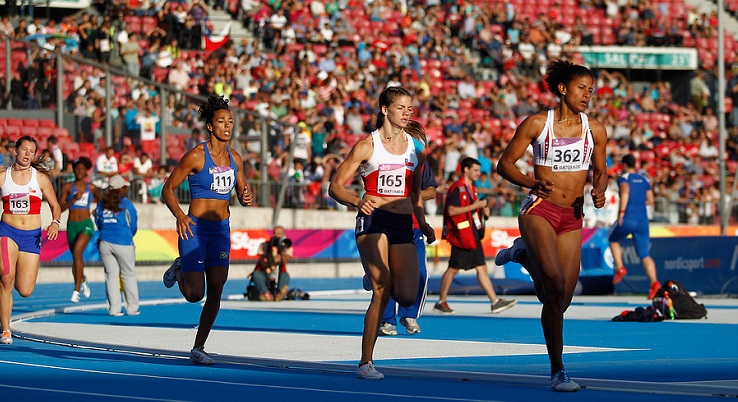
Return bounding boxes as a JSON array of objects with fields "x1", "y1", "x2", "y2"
[
  {"x1": 0, "y1": 360, "x2": 512, "y2": 402},
  {"x1": 0, "y1": 383, "x2": 189, "y2": 402},
  {"x1": 12, "y1": 322, "x2": 642, "y2": 362}
]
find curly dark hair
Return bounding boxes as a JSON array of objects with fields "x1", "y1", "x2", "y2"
[
  {"x1": 198, "y1": 94, "x2": 230, "y2": 125},
  {"x1": 544, "y1": 59, "x2": 594, "y2": 97}
]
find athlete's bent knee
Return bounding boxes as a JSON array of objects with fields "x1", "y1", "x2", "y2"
[{"x1": 184, "y1": 290, "x2": 205, "y2": 303}]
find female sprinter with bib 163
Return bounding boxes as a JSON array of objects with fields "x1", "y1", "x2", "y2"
[
  {"x1": 496, "y1": 60, "x2": 608, "y2": 392},
  {"x1": 0, "y1": 135, "x2": 63, "y2": 345},
  {"x1": 329, "y1": 86, "x2": 436, "y2": 380}
]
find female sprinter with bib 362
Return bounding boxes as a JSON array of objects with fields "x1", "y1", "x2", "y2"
[{"x1": 496, "y1": 60, "x2": 608, "y2": 392}]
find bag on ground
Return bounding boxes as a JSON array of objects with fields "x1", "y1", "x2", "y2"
[{"x1": 652, "y1": 280, "x2": 707, "y2": 320}]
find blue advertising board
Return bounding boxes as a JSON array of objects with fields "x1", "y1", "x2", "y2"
[{"x1": 614, "y1": 236, "x2": 738, "y2": 295}]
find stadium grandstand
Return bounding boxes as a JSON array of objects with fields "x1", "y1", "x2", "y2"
[{"x1": 0, "y1": 0, "x2": 737, "y2": 225}]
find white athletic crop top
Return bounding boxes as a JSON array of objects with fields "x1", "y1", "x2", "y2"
[
  {"x1": 532, "y1": 110, "x2": 594, "y2": 172},
  {"x1": 1, "y1": 167, "x2": 43, "y2": 215},
  {"x1": 360, "y1": 130, "x2": 419, "y2": 197}
]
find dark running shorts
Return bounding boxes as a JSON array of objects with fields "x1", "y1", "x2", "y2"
[
  {"x1": 355, "y1": 208, "x2": 413, "y2": 245},
  {"x1": 448, "y1": 243, "x2": 486, "y2": 270}
]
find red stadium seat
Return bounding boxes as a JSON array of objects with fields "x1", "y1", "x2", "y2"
[
  {"x1": 36, "y1": 127, "x2": 54, "y2": 139},
  {"x1": 5, "y1": 126, "x2": 21, "y2": 138},
  {"x1": 153, "y1": 67, "x2": 169, "y2": 83},
  {"x1": 285, "y1": 43, "x2": 304, "y2": 53},
  {"x1": 126, "y1": 15, "x2": 144, "y2": 34},
  {"x1": 53, "y1": 127, "x2": 71, "y2": 138},
  {"x1": 38, "y1": 119, "x2": 55, "y2": 128},
  {"x1": 142, "y1": 16, "x2": 158, "y2": 34},
  {"x1": 601, "y1": 28, "x2": 616, "y2": 46}
]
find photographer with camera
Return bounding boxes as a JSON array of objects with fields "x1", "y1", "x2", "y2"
[{"x1": 250, "y1": 226, "x2": 294, "y2": 301}]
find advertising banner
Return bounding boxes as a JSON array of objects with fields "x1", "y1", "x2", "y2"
[
  {"x1": 614, "y1": 237, "x2": 738, "y2": 295},
  {"x1": 41, "y1": 227, "x2": 738, "y2": 295}
]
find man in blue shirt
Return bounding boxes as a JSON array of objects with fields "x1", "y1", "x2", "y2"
[{"x1": 608, "y1": 154, "x2": 661, "y2": 299}]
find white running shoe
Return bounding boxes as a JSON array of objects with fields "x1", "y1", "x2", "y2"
[
  {"x1": 190, "y1": 347, "x2": 215, "y2": 365},
  {"x1": 163, "y1": 257, "x2": 181, "y2": 288},
  {"x1": 378, "y1": 323, "x2": 397, "y2": 336},
  {"x1": 356, "y1": 362, "x2": 384, "y2": 380},
  {"x1": 70, "y1": 290, "x2": 80, "y2": 303},
  {"x1": 400, "y1": 317, "x2": 420, "y2": 334},
  {"x1": 80, "y1": 277, "x2": 91, "y2": 298},
  {"x1": 0, "y1": 330, "x2": 12, "y2": 345},
  {"x1": 551, "y1": 369, "x2": 580, "y2": 392},
  {"x1": 495, "y1": 237, "x2": 526, "y2": 266}
]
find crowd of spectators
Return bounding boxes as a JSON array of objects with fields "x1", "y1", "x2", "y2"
[{"x1": 2, "y1": 0, "x2": 738, "y2": 225}]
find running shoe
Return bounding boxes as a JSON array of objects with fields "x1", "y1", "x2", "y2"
[
  {"x1": 612, "y1": 267, "x2": 628, "y2": 284},
  {"x1": 378, "y1": 323, "x2": 397, "y2": 336},
  {"x1": 491, "y1": 298, "x2": 518, "y2": 314},
  {"x1": 433, "y1": 301, "x2": 455, "y2": 314},
  {"x1": 163, "y1": 257, "x2": 181, "y2": 288},
  {"x1": 362, "y1": 274, "x2": 372, "y2": 291},
  {"x1": 495, "y1": 237, "x2": 526, "y2": 266},
  {"x1": 190, "y1": 347, "x2": 215, "y2": 365},
  {"x1": 647, "y1": 281, "x2": 662, "y2": 300},
  {"x1": 0, "y1": 330, "x2": 12, "y2": 345},
  {"x1": 400, "y1": 317, "x2": 420, "y2": 334},
  {"x1": 109, "y1": 311, "x2": 124, "y2": 317},
  {"x1": 70, "y1": 290, "x2": 80, "y2": 303},
  {"x1": 356, "y1": 362, "x2": 384, "y2": 380},
  {"x1": 80, "y1": 276, "x2": 91, "y2": 298},
  {"x1": 551, "y1": 369, "x2": 580, "y2": 392}
]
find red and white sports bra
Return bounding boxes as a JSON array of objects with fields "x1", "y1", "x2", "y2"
[
  {"x1": 1, "y1": 168, "x2": 43, "y2": 215},
  {"x1": 360, "y1": 130, "x2": 419, "y2": 197},
  {"x1": 532, "y1": 110, "x2": 594, "y2": 172}
]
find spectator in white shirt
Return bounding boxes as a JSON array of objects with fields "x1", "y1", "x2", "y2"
[
  {"x1": 95, "y1": 146, "x2": 119, "y2": 188},
  {"x1": 134, "y1": 152, "x2": 154, "y2": 177}
]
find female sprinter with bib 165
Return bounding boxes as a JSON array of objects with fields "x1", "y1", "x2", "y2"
[{"x1": 329, "y1": 86, "x2": 436, "y2": 380}]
